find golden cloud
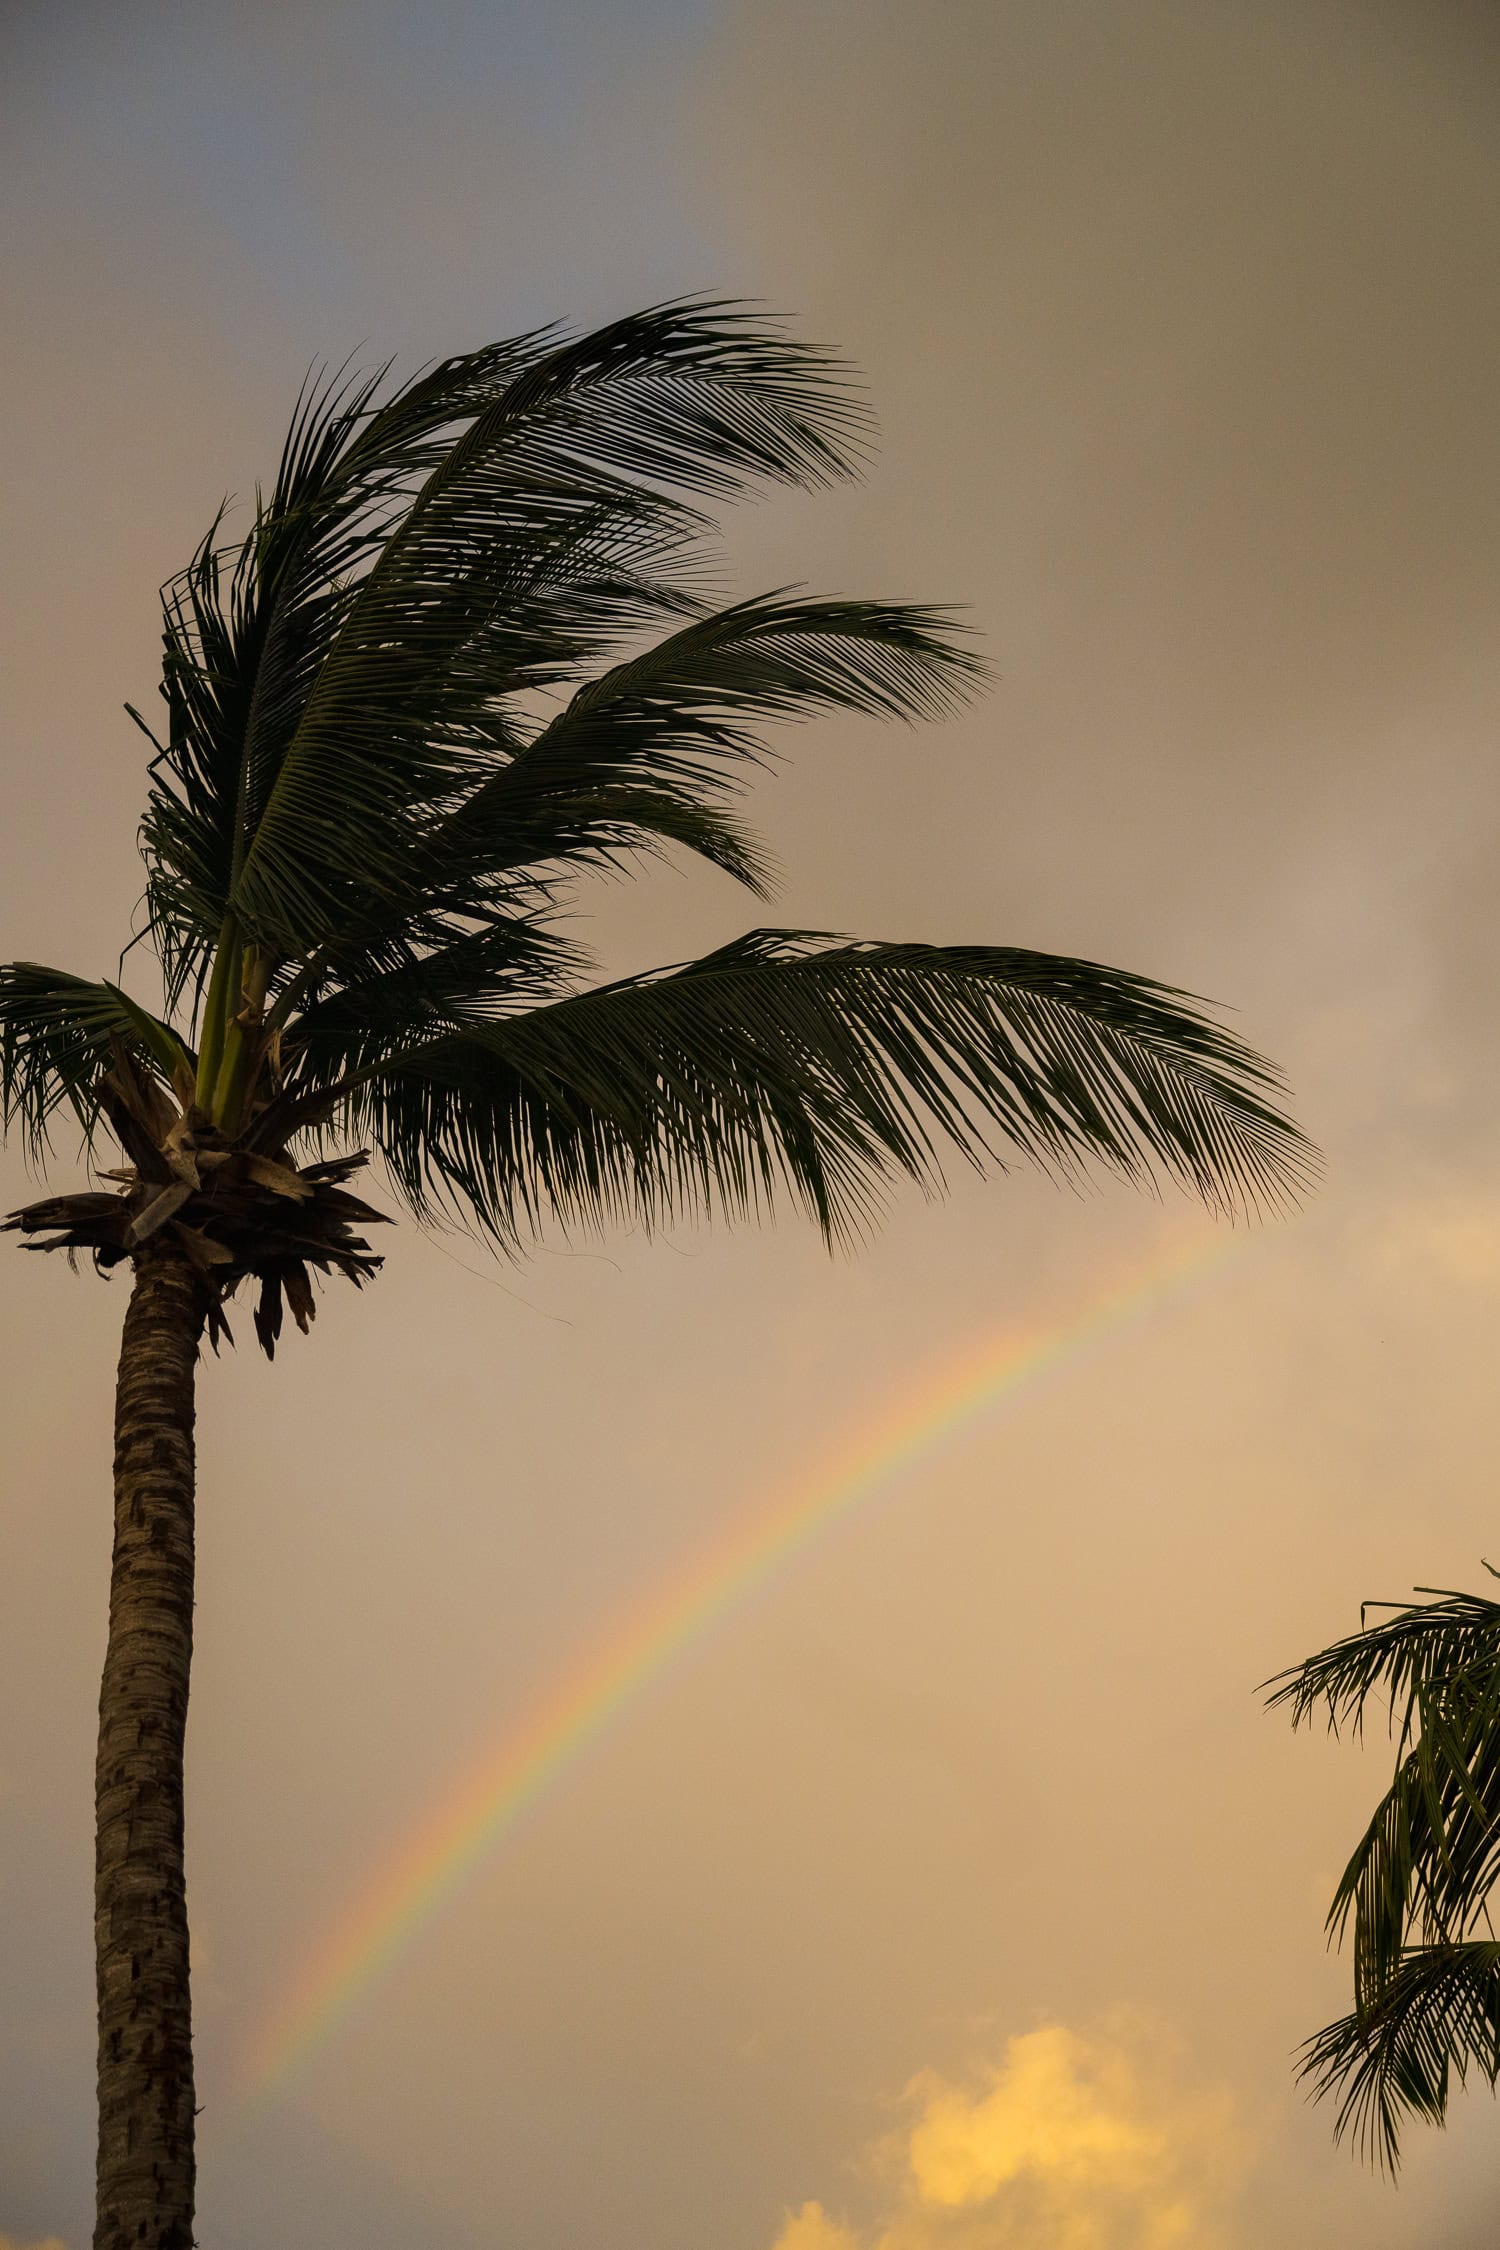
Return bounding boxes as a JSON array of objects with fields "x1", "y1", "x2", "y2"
[
  {"x1": 0, "y1": 2233, "x2": 70, "y2": 2250},
  {"x1": 770, "y1": 2023, "x2": 1247, "y2": 2250},
  {"x1": 771, "y1": 2208, "x2": 862, "y2": 2250}
]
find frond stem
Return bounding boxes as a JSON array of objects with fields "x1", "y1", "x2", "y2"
[
  {"x1": 193, "y1": 917, "x2": 241, "y2": 1111},
  {"x1": 208, "y1": 945, "x2": 269, "y2": 1132}
]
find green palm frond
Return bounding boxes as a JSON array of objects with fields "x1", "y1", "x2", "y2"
[
  {"x1": 279, "y1": 917, "x2": 585, "y2": 1063},
  {"x1": 139, "y1": 301, "x2": 870, "y2": 988},
  {"x1": 1340, "y1": 1676, "x2": 1500, "y2": 1980},
  {"x1": 1299, "y1": 1943, "x2": 1500, "y2": 2173},
  {"x1": 1269, "y1": 1588, "x2": 1500, "y2": 1973},
  {"x1": 1267, "y1": 1584, "x2": 1500, "y2": 1741},
  {"x1": 273, "y1": 933, "x2": 1311, "y2": 1248},
  {"x1": 254, "y1": 590, "x2": 987, "y2": 982},
  {"x1": 1271, "y1": 1581, "x2": 1500, "y2": 2166},
  {"x1": 442, "y1": 594, "x2": 985, "y2": 896},
  {"x1": 216, "y1": 303, "x2": 869, "y2": 957},
  {"x1": 137, "y1": 337, "x2": 554, "y2": 1000},
  {"x1": 0, "y1": 964, "x2": 192, "y2": 1159}
]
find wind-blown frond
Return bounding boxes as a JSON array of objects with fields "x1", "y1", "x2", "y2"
[
  {"x1": 281, "y1": 918, "x2": 585, "y2": 1067},
  {"x1": 440, "y1": 594, "x2": 985, "y2": 895},
  {"x1": 1270, "y1": 1588, "x2": 1500, "y2": 1973},
  {"x1": 212, "y1": 303, "x2": 869, "y2": 957},
  {"x1": 281, "y1": 933, "x2": 1311, "y2": 1248},
  {"x1": 1299, "y1": 1944, "x2": 1500, "y2": 2173},
  {"x1": 1271, "y1": 1582, "x2": 1500, "y2": 2167},
  {"x1": 1267, "y1": 1585, "x2": 1500, "y2": 1741},
  {"x1": 138, "y1": 301, "x2": 871, "y2": 985},
  {"x1": 0, "y1": 963, "x2": 191, "y2": 1159},
  {"x1": 138, "y1": 339, "x2": 552, "y2": 999}
]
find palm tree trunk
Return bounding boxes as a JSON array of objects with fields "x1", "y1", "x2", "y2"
[{"x1": 95, "y1": 1244, "x2": 204, "y2": 2250}]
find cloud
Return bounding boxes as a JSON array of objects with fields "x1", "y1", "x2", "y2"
[
  {"x1": 772, "y1": 2209, "x2": 862, "y2": 2250},
  {"x1": 0, "y1": 2233, "x2": 69, "y2": 2250},
  {"x1": 769, "y1": 2024, "x2": 1247, "y2": 2250}
]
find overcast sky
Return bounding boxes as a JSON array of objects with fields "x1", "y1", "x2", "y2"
[{"x1": 4, "y1": 4, "x2": 1500, "y2": 2246}]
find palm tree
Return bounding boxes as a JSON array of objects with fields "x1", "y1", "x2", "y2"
[
  {"x1": 1268, "y1": 1575, "x2": 1500, "y2": 2170},
  {"x1": 2, "y1": 301, "x2": 1311, "y2": 2249}
]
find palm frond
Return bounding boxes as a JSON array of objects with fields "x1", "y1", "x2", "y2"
[
  {"x1": 1269, "y1": 1586, "x2": 1500, "y2": 1980},
  {"x1": 225, "y1": 304, "x2": 871, "y2": 953},
  {"x1": 1272, "y1": 1581, "x2": 1500, "y2": 2167},
  {"x1": 437, "y1": 593, "x2": 985, "y2": 896},
  {"x1": 1327, "y1": 1673, "x2": 1500, "y2": 1993},
  {"x1": 137, "y1": 512, "x2": 254, "y2": 1008},
  {"x1": 274, "y1": 933, "x2": 1311, "y2": 1248},
  {"x1": 0, "y1": 963, "x2": 190, "y2": 1160},
  {"x1": 136, "y1": 347, "x2": 547, "y2": 1004},
  {"x1": 280, "y1": 917, "x2": 585, "y2": 1072},
  {"x1": 1299, "y1": 1943, "x2": 1500, "y2": 2172},
  {"x1": 1266, "y1": 1586, "x2": 1500, "y2": 1740}
]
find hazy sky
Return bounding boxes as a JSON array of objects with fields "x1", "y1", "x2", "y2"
[{"x1": 4, "y1": 4, "x2": 1500, "y2": 2245}]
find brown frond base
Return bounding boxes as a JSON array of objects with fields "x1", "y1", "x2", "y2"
[{"x1": 4, "y1": 1137, "x2": 388, "y2": 1359}]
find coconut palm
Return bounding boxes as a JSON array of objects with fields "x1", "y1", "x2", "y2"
[
  {"x1": 1268, "y1": 1575, "x2": 1500, "y2": 2170},
  {"x1": 2, "y1": 301, "x2": 1311, "y2": 2250}
]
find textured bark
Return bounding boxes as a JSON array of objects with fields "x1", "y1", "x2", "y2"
[{"x1": 95, "y1": 1247, "x2": 204, "y2": 2250}]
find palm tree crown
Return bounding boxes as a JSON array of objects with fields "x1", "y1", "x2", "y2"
[
  {"x1": 2, "y1": 300, "x2": 1311, "y2": 1351},
  {"x1": 1269, "y1": 1576, "x2": 1500, "y2": 2169}
]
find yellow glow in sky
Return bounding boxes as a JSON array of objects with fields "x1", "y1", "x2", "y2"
[{"x1": 771, "y1": 2023, "x2": 1245, "y2": 2250}]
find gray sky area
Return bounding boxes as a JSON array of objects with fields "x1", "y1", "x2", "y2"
[{"x1": 4, "y1": 4, "x2": 1500, "y2": 2245}]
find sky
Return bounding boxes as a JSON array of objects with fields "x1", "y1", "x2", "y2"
[{"x1": 3, "y1": 1, "x2": 1500, "y2": 2244}]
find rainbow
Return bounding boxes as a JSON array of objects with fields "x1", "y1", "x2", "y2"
[{"x1": 236, "y1": 1221, "x2": 1243, "y2": 2102}]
